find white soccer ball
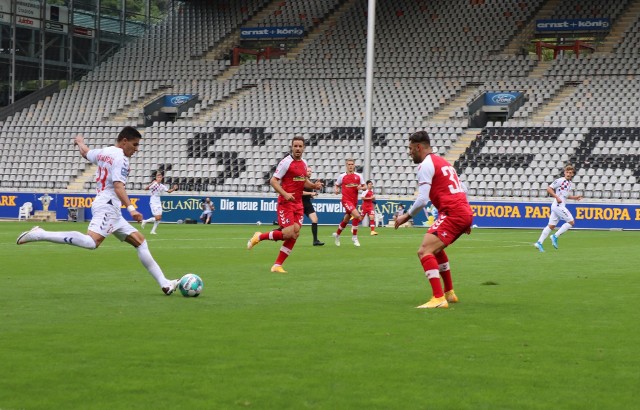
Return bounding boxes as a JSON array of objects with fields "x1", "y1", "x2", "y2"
[
  {"x1": 256, "y1": 221, "x2": 262, "y2": 225},
  {"x1": 179, "y1": 273, "x2": 204, "y2": 297}
]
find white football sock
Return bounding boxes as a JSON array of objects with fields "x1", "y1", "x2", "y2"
[
  {"x1": 151, "y1": 221, "x2": 160, "y2": 232},
  {"x1": 143, "y1": 217, "x2": 155, "y2": 223},
  {"x1": 555, "y1": 223, "x2": 572, "y2": 237},
  {"x1": 537, "y1": 226, "x2": 552, "y2": 243},
  {"x1": 136, "y1": 240, "x2": 170, "y2": 287},
  {"x1": 39, "y1": 230, "x2": 96, "y2": 249}
]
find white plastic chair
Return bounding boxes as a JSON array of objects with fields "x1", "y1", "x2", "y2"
[
  {"x1": 18, "y1": 202, "x2": 33, "y2": 221},
  {"x1": 375, "y1": 212, "x2": 385, "y2": 227}
]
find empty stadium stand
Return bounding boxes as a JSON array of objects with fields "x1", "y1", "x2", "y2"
[{"x1": 1, "y1": 0, "x2": 639, "y2": 201}]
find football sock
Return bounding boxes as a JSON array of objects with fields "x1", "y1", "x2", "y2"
[
  {"x1": 275, "y1": 238, "x2": 296, "y2": 265},
  {"x1": 538, "y1": 226, "x2": 552, "y2": 243},
  {"x1": 261, "y1": 230, "x2": 284, "y2": 241},
  {"x1": 38, "y1": 230, "x2": 96, "y2": 249},
  {"x1": 143, "y1": 217, "x2": 155, "y2": 224},
  {"x1": 311, "y1": 223, "x2": 319, "y2": 241},
  {"x1": 436, "y1": 251, "x2": 453, "y2": 292},
  {"x1": 151, "y1": 221, "x2": 160, "y2": 232},
  {"x1": 136, "y1": 240, "x2": 170, "y2": 287},
  {"x1": 556, "y1": 222, "x2": 572, "y2": 237},
  {"x1": 336, "y1": 220, "x2": 348, "y2": 236},
  {"x1": 420, "y1": 254, "x2": 444, "y2": 298}
]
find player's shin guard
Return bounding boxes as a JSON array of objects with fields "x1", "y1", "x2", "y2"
[
  {"x1": 136, "y1": 240, "x2": 171, "y2": 287},
  {"x1": 40, "y1": 231, "x2": 97, "y2": 249},
  {"x1": 275, "y1": 238, "x2": 296, "y2": 266},
  {"x1": 421, "y1": 254, "x2": 444, "y2": 298},
  {"x1": 436, "y1": 251, "x2": 453, "y2": 292}
]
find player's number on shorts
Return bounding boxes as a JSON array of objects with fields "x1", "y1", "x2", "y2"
[{"x1": 442, "y1": 166, "x2": 464, "y2": 194}]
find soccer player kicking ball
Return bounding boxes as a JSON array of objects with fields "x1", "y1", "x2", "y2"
[
  {"x1": 246, "y1": 136, "x2": 324, "y2": 273},
  {"x1": 17, "y1": 127, "x2": 179, "y2": 295},
  {"x1": 395, "y1": 131, "x2": 473, "y2": 309}
]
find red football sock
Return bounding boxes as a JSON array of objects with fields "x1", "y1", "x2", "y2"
[
  {"x1": 275, "y1": 238, "x2": 296, "y2": 265},
  {"x1": 260, "y1": 230, "x2": 283, "y2": 241},
  {"x1": 336, "y1": 220, "x2": 348, "y2": 235},
  {"x1": 420, "y1": 254, "x2": 444, "y2": 298},
  {"x1": 351, "y1": 218, "x2": 360, "y2": 235},
  {"x1": 436, "y1": 251, "x2": 453, "y2": 292}
]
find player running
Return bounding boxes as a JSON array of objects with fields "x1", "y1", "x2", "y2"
[
  {"x1": 246, "y1": 136, "x2": 323, "y2": 273},
  {"x1": 332, "y1": 158, "x2": 366, "y2": 247},
  {"x1": 534, "y1": 164, "x2": 583, "y2": 252}
]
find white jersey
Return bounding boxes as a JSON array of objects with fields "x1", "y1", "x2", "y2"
[
  {"x1": 149, "y1": 181, "x2": 169, "y2": 206},
  {"x1": 549, "y1": 177, "x2": 574, "y2": 206},
  {"x1": 86, "y1": 146, "x2": 129, "y2": 208}
]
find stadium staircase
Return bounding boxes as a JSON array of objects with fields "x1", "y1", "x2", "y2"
[
  {"x1": 428, "y1": 86, "x2": 480, "y2": 123},
  {"x1": 445, "y1": 128, "x2": 481, "y2": 165},
  {"x1": 67, "y1": 165, "x2": 98, "y2": 192},
  {"x1": 502, "y1": 0, "x2": 563, "y2": 56},
  {"x1": 286, "y1": 0, "x2": 359, "y2": 60},
  {"x1": 529, "y1": 83, "x2": 578, "y2": 123},
  {"x1": 596, "y1": 0, "x2": 640, "y2": 54},
  {"x1": 202, "y1": 0, "x2": 282, "y2": 61},
  {"x1": 527, "y1": 60, "x2": 553, "y2": 79},
  {"x1": 108, "y1": 88, "x2": 170, "y2": 126}
]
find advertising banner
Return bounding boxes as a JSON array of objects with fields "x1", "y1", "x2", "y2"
[
  {"x1": 535, "y1": 18, "x2": 610, "y2": 32},
  {"x1": 484, "y1": 92, "x2": 521, "y2": 106},
  {"x1": 2, "y1": 192, "x2": 639, "y2": 230},
  {"x1": 164, "y1": 95, "x2": 195, "y2": 107},
  {"x1": 240, "y1": 26, "x2": 304, "y2": 39}
]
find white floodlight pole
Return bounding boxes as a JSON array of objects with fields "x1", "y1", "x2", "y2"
[{"x1": 363, "y1": 0, "x2": 377, "y2": 181}]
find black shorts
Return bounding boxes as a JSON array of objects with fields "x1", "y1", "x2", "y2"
[{"x1": 303, "y1": 198, "x2": 316, "y2": 216}]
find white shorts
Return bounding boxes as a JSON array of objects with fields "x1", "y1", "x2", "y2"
[
  {"x1": 150, "y1": 203, "x2": 163, "y2": 216},
  {"x1": 88, "y1": 202, "x2": 137, "y2": 241},
  {"x1": 548, "y1": 203, "x2": 574, "y2": 225}
]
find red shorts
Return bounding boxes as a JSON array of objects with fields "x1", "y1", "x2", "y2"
[
  {"x1": 342, "y1": 200, "x2": 358, "y2": 214},
  {"x1": 361, "y1": 206, "x2": 375, "y2": 216},
  {"x1": 277, "y1": 201, "x2": 304, "y2": 228},
  {"x1": 427, "y1": 211, "x2": 473, "y2": 246}
]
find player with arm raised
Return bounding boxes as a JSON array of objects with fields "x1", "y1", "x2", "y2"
[
  {"x1": 141, "y1": 172, "x2": 178, "y2": 234},
  {"x1": 332, "y1": 158, "x2": 366, "y2": 247},
  {"x1": 534, "y1": 164, "x2": 583, "y2": 252},
  {"x1": 395, "y1": 131, "x2": 473, "y2": 309},
  {"x1": 247, "y1": 136, "x2": 323, "y2": 273},
  {"x1": 17, "y1": 126, "x2": 179, "y2": 295}
]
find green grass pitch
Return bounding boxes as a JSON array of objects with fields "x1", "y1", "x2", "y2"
[{"x1": 1, "y1": 222, "x2": 638, "y2": 409}]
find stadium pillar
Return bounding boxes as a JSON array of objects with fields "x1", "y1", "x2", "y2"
[
  {"x1": 9, "y1": 0, "x2": 16, "y2": 104},
  {"x1": 363, "y1": 0, "x2": 377, "y2": 181}
]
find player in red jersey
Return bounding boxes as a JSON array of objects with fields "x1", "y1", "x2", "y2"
[
  {"x1": 395, "y1": 131, "x2": 473, "y2": 309},
  {"x1": 247, "y1": 136, "x2": 323, "y2": 273},
  {"x1": 361, "y1": 180, "x2": 378, "y2": 236},
  {"x1": 332, "y1": 158, "x2": 366, "y2": 247}
]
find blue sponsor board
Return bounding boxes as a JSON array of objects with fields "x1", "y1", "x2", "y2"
[
  {"x1": 2, "y1": 192, "x2": 639, "y2": 230},
  {"x1": 536, "y1": 18, "x2": 610, "y2": 32},
  {"x1": 240, "y1": 26, "x2": 304, "y2": 39},
  {"x1": 484, "y1": 92, "x2": 521, "y2": 106},
  {"x1": 164, "y1": 94, "x2": 194, "y2": 107}
]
